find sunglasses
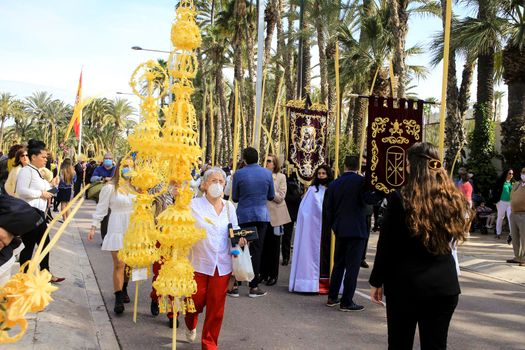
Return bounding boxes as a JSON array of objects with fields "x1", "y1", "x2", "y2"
[
  {"x1": 266, "y1": 159, "x2": 273, "y2": 163},
  {"x1": 21, "y1": 154, "x2": 28, "y2": 157}
]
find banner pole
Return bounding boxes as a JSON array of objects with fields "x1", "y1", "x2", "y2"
[
  {"x1": 438, "y1": 0, "x2": 453, "y2": 161},
  {"x1": 358, "y1": 66, "x2": 380, "y2": 174}
]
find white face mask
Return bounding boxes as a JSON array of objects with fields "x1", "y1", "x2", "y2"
[
  {"x1": 521, "y1": 174, "x2": 525, "y2": 182},
  {"x1": 207, "y1": 183, "x2": 224, "y2": 198}
]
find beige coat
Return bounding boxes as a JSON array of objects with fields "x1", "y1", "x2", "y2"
[{"x1": 268, "y1": 172, "x2": 291, "y2": 227}]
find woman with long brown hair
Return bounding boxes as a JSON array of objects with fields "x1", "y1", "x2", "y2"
[
  {"x1": 369, "y1": 142, "x2": 472, "y2": 350},
  {"x1": 57, "y1": 158, "x2": 76, "y2": 220}
]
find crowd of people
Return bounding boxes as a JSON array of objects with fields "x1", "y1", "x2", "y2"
[{"x1": 1, "y1": 139, "x2": 524, "y2": 350}]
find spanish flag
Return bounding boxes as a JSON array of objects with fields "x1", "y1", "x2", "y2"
[
  {"x1": 72, "y1": 70, "x2": 83, "y2": 139},
  {"x1": 64, "y1": 70, "x2": 83, "y2": 141}
]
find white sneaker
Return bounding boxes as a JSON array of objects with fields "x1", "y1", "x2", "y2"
[{"x1": 186, "y1": 328, "x2": 197, "y2": 343}]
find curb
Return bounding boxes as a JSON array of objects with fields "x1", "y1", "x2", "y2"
[{"x1": 74, "y1": 219, "x2": 120, "y2": 350}]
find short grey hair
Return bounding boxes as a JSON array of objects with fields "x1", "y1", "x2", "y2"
[{"x1": 202, "y1": 167, "x2": 227, "y2": 184}]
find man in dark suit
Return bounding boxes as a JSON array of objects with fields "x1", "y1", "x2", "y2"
[{"x1": 324, "y1": 155, "x2": 379, "y2": 311}]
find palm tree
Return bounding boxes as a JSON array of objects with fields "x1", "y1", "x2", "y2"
[
  {"x1": 389, "y1": 0, "x2": 442, "y2": 98},
  {"x1": 107, "y1": 98, "x2": 135, "y2": 146},
  {"x1": 500, "y1": 1, "x2": 525, "y2": 172},
  {"x1": 0, "y1": 92, "x2": 18, "y2": 151}
]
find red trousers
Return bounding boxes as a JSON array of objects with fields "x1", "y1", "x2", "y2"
[{"x1": 185, "y1": 269, "x2": 230, "y2": 350}]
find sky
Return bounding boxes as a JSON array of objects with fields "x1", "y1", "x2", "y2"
[{"x1": 0, "y1": 0, "x2": 507, "y2": 119}]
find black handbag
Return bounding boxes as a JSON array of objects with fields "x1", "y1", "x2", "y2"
[
  {"x1": 225, "y1": 201, "x2": 258, "y2": 246},
  {"x1": 228, "y1": 224, "x2": 258, "y2": 247}
]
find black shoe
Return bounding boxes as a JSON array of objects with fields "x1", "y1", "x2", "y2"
[
  {"x1": 506, "y1": 258, "x2": 520, "y2": 264},
  {"x1": 266, "y1": 278, "x2": 277, "y2": 286},
  {"x1": 122, "y1": 282, "x2": 130, "y2": 303},
  {"x1": 326, "y1": 298, "x2": 341, "y2": 307},
  {"x1": 168, "y1": 318, "x2": 173, "y2": 329},
  {"x1": 227, "y1": 288, "x2": 239, "y2": 298},
  {"x1": 151, "y1": 300, "x2": 159, "y2": 316},
  {"x1": 360, "y1": 260, "x2": 369, "y2": 268},
  {"x1": 114, "y1": 291, "x2": 125, "y2": 314},
  {"x1": 248, "y1": 287, "x2": 268, "y2": 298},
  {"x1": 258, "y1": 276, "x2": 268, "y2": 283},
  {"x1": 339, "y1": 303, "x2": 365, "y2": 312},
  {"x1": 281, "y1": 259, "x2": 289, "y2": 266},
  {"x1": 507, "y1": 235, "x2": 513, "y2": 245}
]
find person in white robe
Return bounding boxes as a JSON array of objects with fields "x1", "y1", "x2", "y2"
[{"x1": 289, "y1": 165, "x2": 333, "y2": 293}]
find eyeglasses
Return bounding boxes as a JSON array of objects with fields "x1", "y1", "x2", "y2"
[{"x1": 21, "y1": 154, "x2": 28, "y2": 157}]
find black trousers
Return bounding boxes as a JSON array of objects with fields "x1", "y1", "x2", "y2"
[
  {"x1": 73, "y1": 180, "x2": 82, "y2": 197},
  {"x1": 19, "y1": 217, "x2": 50, "y2": 272},
  {"x1": 240, "y1": 221, "x2": 268, "y2": 289},
  {"x1": 260, "y1": 225, "x2": 281, "y2": 280},
  {"x1": 328, "y1": 236, "x2": 366, "y2": 306},
  {"x1": 386, "y1": 294, "x2": 458, "y2": 350},
  {"x1": 281, "y1": 221, "x2": 294, "y2": 262}
]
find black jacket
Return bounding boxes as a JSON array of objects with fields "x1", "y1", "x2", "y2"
[
  {"x1": 369, "y1": 191, "x2": 461, "y2": 297},
  {"x1": 323, "y1": 172, "x2": 379, "y2": 239}
]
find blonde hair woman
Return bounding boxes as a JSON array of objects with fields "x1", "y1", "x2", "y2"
[
  {"x1": 4, "y1": 147, "x2": 29, "y2": 197},
  {"x1": 88, "y1": 158, "x2": 135, "y2": 314},
  {"x1": 260, "y1": 154, "x2": 291, "y2": 286}
]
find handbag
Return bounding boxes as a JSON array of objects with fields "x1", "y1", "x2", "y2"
[
  {"x1": 231, "y1": 244, "x2": 255, "y2": 281},
  {"x1": 225, "y1": 201, "x2": 258, "y2": 246},
  {"x1": 87, "y1": 182, "x2": 104, "y2": 201}
]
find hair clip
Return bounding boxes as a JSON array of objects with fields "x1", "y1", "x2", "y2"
[{"x1": 428, "y1": 159, "x2": 442, "y2": 170}]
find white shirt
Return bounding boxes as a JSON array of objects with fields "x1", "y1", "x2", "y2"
[
  {"x1": 190, "y1": 196, "x2": 239, "y2": 276},
  {"x1": 15, "y1": 164, "x2": 51, "y2": 212}
]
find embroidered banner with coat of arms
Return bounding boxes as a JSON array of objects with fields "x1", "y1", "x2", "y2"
[
  {"x1": 287, "y1": 101, "x2": 328, "y2": 184},
  {"x1": 365, "y1": 96, "x2": 424, "y2": 194}
]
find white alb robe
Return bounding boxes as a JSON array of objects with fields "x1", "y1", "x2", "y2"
[{"x1": 289, "y1": 186, "x2": 325, "y2": 293}]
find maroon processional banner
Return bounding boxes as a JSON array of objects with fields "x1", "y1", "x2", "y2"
[
  {"x1": 287, "y1": 103, "x2": 328, "y2": 184},
  {"x1": 365, "y1": 96, "x2": 424, "y2": 194}
]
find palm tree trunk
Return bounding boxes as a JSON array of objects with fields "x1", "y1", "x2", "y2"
[
  {"x1": 264, "y1": 0, "x2": 278, "y2": 68},
  {"x1": 300, "y1": 18, "x2": 312, "y2": 97},
  {"x1": 501, "y1": 45, "x2": 525, "y2": 172},
  {"x1": 388, "y1": 0, "x2": 409, "y2": 98},
  {"x1": 0, "y1": 116, "x2": 5, "y2": 152}
]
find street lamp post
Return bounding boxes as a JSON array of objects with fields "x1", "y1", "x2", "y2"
[{"x1": 131, "y1": 46, "x2": 170, "y2": 54}]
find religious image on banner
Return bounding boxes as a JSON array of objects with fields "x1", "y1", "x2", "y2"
[
  {"x1": 365, "y1": 96, "x2": 424, "y2": 194},
  {"x1": 286, "y1": 100, "x2": 328, "y2": 184}
]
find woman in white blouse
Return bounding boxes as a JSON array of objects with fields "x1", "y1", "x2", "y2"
[
  {"x1": 185, "y1": 167, "x2": 246, "y2": 349},
  {"x1": 88, "y1": 159, "x2": 135, "y2": 315},
  {"x1": 15, "y1": 139, "x2": 63, "y2": 283}
]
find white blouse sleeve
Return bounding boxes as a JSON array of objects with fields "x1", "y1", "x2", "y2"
[
  {"x1": 92, "y1": 184, "x2": 114, "y2": 228},
  {"x1": 15, "y1": 167, "x2": 42, "y2": 200},
  {"x1": 227, "y1": 201, "x2": 239, "y2": 229}
]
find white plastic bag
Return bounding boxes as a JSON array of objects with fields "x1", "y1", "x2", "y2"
[{"x1": 232, "y1": 245, "x2": 255, "y2": 282}]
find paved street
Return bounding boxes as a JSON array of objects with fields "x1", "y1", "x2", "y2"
[{"x1": 7, "y1": 200, "x2": 525, "y2": 349}]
